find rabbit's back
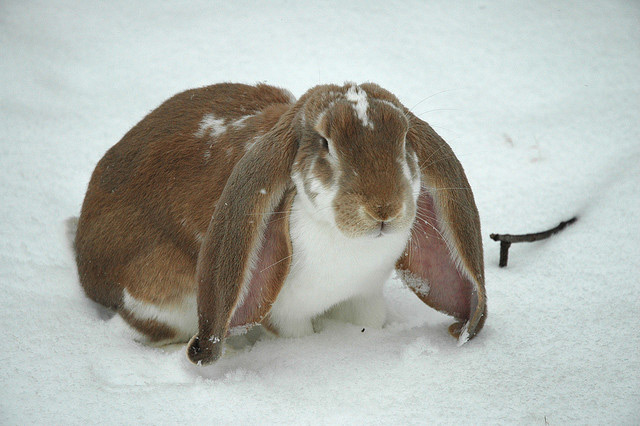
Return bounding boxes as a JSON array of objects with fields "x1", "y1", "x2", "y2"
[{"x1": 74, "y1": 83, "x2": 294, "y2": 341}]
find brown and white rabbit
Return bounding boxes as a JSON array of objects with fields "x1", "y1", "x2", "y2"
[{"x1": 74, "y1": 82, "x2": 486, "y2": 365}]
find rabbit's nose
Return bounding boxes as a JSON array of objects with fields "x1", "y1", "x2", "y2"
[{"x1": 363, "y1": 202, "x2": 403, "y2": 223}]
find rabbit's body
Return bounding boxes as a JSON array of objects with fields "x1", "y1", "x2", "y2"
[
  {"x1": 116, "y1": 191, "x2": 412, "y2": 342},
  {"x1": 75, "y1": 83, "x2": 294, "y2": 342},
  {"x1": 75, "y1": 82, "x2": 487, "y2": 365}
]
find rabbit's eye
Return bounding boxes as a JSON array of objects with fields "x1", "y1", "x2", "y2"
[{"x1": 320, "y1": 137, "x2": 329, "y2": 151}]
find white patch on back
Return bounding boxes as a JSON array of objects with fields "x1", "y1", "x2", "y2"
[
  {"x1": 345, "y1": 85, "x2": 373, "y2": 129},
  {"x1": 122, "y1": 289, "x2": 198, "y2": 341},
  {"x1": 196, "y1": 113, "x2": 227, "y2": 138}
]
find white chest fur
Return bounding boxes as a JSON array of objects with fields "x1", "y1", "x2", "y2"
[{"x1": 267, "y1": 194, "x2": 411, "y2": 337}]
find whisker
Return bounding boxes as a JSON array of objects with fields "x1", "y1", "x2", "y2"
[
  {"x1": 259, "y1": 253, "x2": 294, "y2": 273},
  {"x1": 288, "y1": 255, "x2": 303, "y2": 274},
  {"x1": 415, "y1": 108, "x2": 460, "y2": 118},
  {"x1": 426, "y1": 187, "x2": 472, "y2": 192},
  {"x1": 415, "y1": 200, "x2": 461, "y2": 227},
  {"x1": 432, "y1": 192, "x2": 478, "y2": 218},
  {"x1": 418, "y1": 144, "x2": 450, "y2": 170},
  {"x1": 409, "y1": 89, "x2": 460, "y2": 112},
  {"x1": 417, "y1": 212, "x2": 448, "y2": 243},
  {"x1": 420, "y1": 147, "x2": 498, "y2": 171},
  {"x1": 415, "y1": 211, "x2": 453, "y2": 228},
  {"x1": 418, "y1": 183, "x2": 477, "y2": 218},
  {"x1": 244, "y1": 209, "x2": 295, "y2": 216},
  {"x1": 407, "y1": 226, "x2": 419, "y2": 262}
]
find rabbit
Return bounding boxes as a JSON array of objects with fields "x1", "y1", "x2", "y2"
[{"x1": 74, "y1": 82, "x2": 486, "y2": 365}]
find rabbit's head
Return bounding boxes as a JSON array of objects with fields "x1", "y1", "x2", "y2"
[{"x1": 289, "y1": 84, "x2": 420, "y2": 239}]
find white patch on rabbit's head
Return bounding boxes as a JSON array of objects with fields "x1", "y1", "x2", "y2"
[
  {"x1": 344, "y1": 84, "x2": 373, "y2": 129},
  {"x1": 291, "y1": 83, "x2": 421, "y2": 238}
]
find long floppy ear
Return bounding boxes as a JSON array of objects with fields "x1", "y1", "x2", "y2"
[
  {"x1": 396, "y1": 114, "x2": 486, "y2": 345},
  {"x1": 187, "y1": 108, "x2": 299, "y2": 365}
]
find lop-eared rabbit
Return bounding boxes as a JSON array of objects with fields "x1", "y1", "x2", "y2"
[{"x1": 75, "y1": 82, "x2": 486, "y2": 365}]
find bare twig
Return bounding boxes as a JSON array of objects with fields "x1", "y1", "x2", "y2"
[{"x1": 490, "y1": 217, "x2": 578, "y2": 267}]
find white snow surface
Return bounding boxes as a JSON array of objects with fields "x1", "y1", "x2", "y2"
[{"x1": 1, "y1": 1, "x2": 639, "y2": 424}]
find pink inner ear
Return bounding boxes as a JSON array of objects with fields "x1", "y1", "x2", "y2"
[
  {"x1": 406, "y1": 188, "x2": 472, "y2": 320},
  {"x1": 229, "y1": 213, "x2": 289, "y2": 329}
]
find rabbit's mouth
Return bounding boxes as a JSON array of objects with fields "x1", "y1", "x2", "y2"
[
  {"x1": 373, "y1": 229, "x2": 388, "y2": 239},
  {"x1": 370, "y1": 227, "x2": 386, "y2": 239},
  {"x1": 363, "y1": 217, "x2": 412, "y2": 239}
]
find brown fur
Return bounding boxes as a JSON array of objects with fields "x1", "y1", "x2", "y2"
[
  {"x1": 75, "y1": 83, "x2": 294, "y2": 335},
  {"x1": 75, "y1": 82, "x2": 487, "y2": 365},
  {"x1": 304, "y1": 89, "x2": 414, "y2": 237}
]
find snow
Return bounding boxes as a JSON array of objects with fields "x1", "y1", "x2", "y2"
[{"x1": 1, "y1": 0, "x2": 639, "y2": 424}]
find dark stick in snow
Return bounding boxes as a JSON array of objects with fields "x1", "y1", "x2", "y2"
[{"x1": 490, "y1": 216, "x2": 578, "y2": 267}]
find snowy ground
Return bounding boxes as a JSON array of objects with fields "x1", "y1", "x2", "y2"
[{"x1": 1, "y1": 1, "x2": 639, "y2": 424}]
